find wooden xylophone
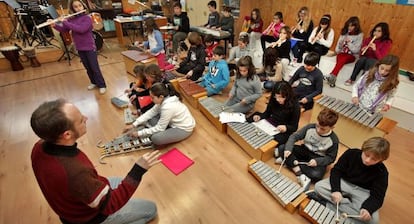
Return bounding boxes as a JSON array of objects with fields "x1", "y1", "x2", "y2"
[
  {"x1": 177, "y1": 79, "x2": 208, "y2": 109},
  {"x1": 311, "y1": 95, "x2": 397, "y2": 149},
  {"x1": 248, "y1": 159, "x2": 307, "y2": 213},
  {"x1": 198, "y1": 97, "x2": 232, "y2": 132},
  {"x1": 299, "y1": 198, "x2": 356, "y2": 224},
  {"x1": 97, "y1": 132, "x2": 154, "y2": 164},
  {"x1": 227, "y1": 122, "x2": 277, "y2": 161}
]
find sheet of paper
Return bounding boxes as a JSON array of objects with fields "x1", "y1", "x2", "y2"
[
  {"x1": 219, "y1": 112, "x2": 246, "y2": 123},
  {"x1": 252, "y1": 119, "x2": 280, "y2": 136}
]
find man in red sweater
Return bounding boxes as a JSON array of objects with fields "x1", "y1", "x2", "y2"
[{"x1": 30, "y1": 98, "x2": 160, "y2": 224}]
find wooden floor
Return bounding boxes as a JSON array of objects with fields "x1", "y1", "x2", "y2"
[{"x1": 0, "y1": 39, "x2": 413, "y2": 224}]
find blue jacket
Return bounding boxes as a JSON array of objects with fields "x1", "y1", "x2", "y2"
[
  {"x1": 144, "y1": 30, "x2": 164, "y2": 55},
  {"x1": 200, "y1": 59, "x2": 230, "y2": 94}
]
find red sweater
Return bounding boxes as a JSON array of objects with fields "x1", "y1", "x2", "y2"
[
  {"x1": 361, "y1": 38, "x2": 392, "y2": 60},
  {"x1": 31, "y1": 140, "x2": 147, "y2": 224}
]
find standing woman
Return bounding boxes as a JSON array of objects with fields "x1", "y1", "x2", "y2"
[
  {"x1": 52, "y1": 0, "x2": 107, "y2": 94},
  {"x1": 346, "y1": 22, "x2": 392, "y2": 86},
  {"x1": 124, "y1": 83, "x2": 196, "y2": 146},
  {"x1": 291, "y1": 6, "x2": 314, "y2": 63},
  {"x1": 301, "y1": 14, "x2": 334, "y2": 59}
]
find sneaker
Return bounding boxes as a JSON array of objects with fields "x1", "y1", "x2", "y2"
[
  {"x1": 275, "y1": 157, "x2": 283, "y2": 164},
  {"x1": 305, "y1": 190, "x2": 328, "y2": 206},
  {"x1": 344, "y1": 79, "x2": 354, "y2": 86},
  {"x1": 298, "y1": 174, "x2": 311, "y2": 191},
  {"x1": 99, "y1": 88, "x2": 106, "y2": 94},
  {"x1": 327, "y1": 74, "x2": 337, "y2": 87},
  {"x1": 274, "y1": 148, "x2": 279, "y2": 158},
  {"x1": 87, "y1": 84, "x2": 97, "y2": 90}
]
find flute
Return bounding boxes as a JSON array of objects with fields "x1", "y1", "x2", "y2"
[
  {"x1": 361, "y1": 36, "x2": 377, "y2": 55},
  {"x1": 262, "y1": 22, "x2": 275, "y2": 35},
  {"x1": 36, "y1": 9, "x2": 87, "y2": 29},
  {"x1": 291, "y1": 19, "x2": 302, "y2": 33},
  {"x1": 310, "y1": 28, "x2": 324, "y2": 44}
]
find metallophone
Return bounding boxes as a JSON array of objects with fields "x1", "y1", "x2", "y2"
[
  {"x1": 248, "y1": 159, "x2": 307, "y2": 213},
  {"x1": 198, "y1": 97, "x2": 232, "y2": 133},
  {"x1": 97, "y1": 129, "x2": 154, "y2": 164},
  {"x1": 299, "y1": 198, "x2": 356, "y2": 224},
  {"x1": 190, "y1": 26, "x2": 231, "y2": 39},
  {"x1": 174, "y1": 79, "x2": 208, "y2": 109},
  {"x1": 124, "y1": 108, "x2": 136, "y2": 125},
  {"x1": 311, "y1": 95, "x2": 397, "y2": 149},
  {"x1": 227, "y1": 122, "x2": 278, "y2": 161}
]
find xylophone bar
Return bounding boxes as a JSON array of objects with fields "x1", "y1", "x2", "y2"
[
  {"x1": 98, "y1": 134, "x2": 154, "y2": 164},
  {"x1": 228, "y1": 122, "x2": 276, "y2": 161},
  {"x1": 312, "y1": 95, "x2": 397, "y2": 149},
  {"x1": 199, "y1": 97, "x2": 229, "y2": 132},
  {"x1": 124, "y1": 108, "x2": 136, "y2": 124},
  {"x1": 178, "y1": 79, "x2": 207, "y2": 109},
  {"x1": 248, "y1": 159, "x2": 307, "y2": 213},
  {"x1": 299, "y1": 198, "x2": 357, "y2": 224}
]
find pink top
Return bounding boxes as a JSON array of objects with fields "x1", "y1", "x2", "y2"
[{"x1": 262, "y1": 22, "x2": 285, "y2": 38}]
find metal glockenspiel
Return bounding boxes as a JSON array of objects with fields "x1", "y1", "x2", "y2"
[
  {"x1": 198, "y1": 97, "x2": 232, "y2": 132},
  {"x1": 248, "y1": 159, "x2": 307, "y2": 213},
  {"x1": 97, "y1": 132, "x2": 154, "y2": 164},
  {"x1": 311, "y1": 95, "x2": 397, "y2": 149},
  {"x1": 227, "y1": 122, "x2": 277, "y2": 161},
  {"x1": 299, "y1": 198, "x2": 356, "y2": 224}
]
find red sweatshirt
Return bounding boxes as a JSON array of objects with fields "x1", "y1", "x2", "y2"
[
  {"x1": 31, "y1": 140, "x2": 147, "y2": 224},
  {"x1": 361, "y1": 38, "x2": 392, "y2": 60}
]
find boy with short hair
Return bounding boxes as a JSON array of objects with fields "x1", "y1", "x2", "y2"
[
  {"x1": 314, "y1": 137, "x2": 390, "y2": 224},
  {"x1": 199, "y1": 46, "x2": 230, "y2": 96},
  {"x1": 170, "y1": 2, "x2": 190, "y2": 54},
  {"x1": 275, "y1": 108, "x2": 339, "y2": 191},
  {"x1": 217, "y1": 6, "x2": 234, "y2": 35},
  {"x1": 205, "y1": 0, "x2": 220, "y2": 28},
  {"x1": 288, "y1": 52, "x2": 323, "y2": 110}
]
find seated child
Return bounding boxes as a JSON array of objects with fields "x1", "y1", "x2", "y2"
[
  {"x1": 199, "y1": 46, "x2": 230, "y2": 96},
  {"x1": 204, "y1": 0, "x2": 220, "y2": 28},
  {"x1": 204, "y1": 34, "x2": 219, "y2": 64},
  {"x1": 128, "y1": 64, "x2": 165, "y2": 114},
  {"x1": 123, "y1": 83, "x2": 196, "y2": 146},
  {"x1": 140, "y1": 18, "x2": 174, "y2": 71},
  {"x1": 217, "y1": 6, "x2": 234, "y2": 35},
  {"x1": 247, "y1": 81, "x2": 301, "y2": 146},
  {"x1": 314, "y1": 137, "x2": 390, "y2": 224},
  {"x1": 227, "y1": 33, "x2": 251, "y2": 72},
  {"x1": 288, "y1": 52, "x2": 323, "y2": 110},
  {"x1": 225, "y1": 56, "x2": 261, "y2": 113},
  {"x1": 176, "y1": 32, "x2": 206, "y2": 81},
  {"x1": 259, "y1": 47, "x2": 283, "y2": 91},
  {"x1": 124, "y1": 65, "x2": 147, "y2": 113},
  {"x1": 276, "y1": 108, "x2": 339, "y2": 191}
]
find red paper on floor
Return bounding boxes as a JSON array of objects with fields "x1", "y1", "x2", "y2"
[{"x1": 160, "y1": 148, "x2": 194, "y2": 175}]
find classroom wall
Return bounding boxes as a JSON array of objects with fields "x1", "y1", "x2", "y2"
[{"x1": 236, "y1": 0, "x2": 414, "y2": 71}]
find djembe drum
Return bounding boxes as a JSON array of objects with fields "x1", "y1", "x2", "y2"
[
  {"x1": 0, "y1": 46, "x2": 24, "y2": 71},
  {"x1": 23, "y1": 47, "x2": 41, "y2": 67}
]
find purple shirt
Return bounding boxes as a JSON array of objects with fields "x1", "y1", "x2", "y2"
[{"x1": 53, "y1": 13, "x2": 95, "y2": 51}]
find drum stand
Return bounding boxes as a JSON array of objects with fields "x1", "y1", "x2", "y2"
[
  {"x1": 58, "y1": 34, "x2": 78, "y2": 66},
  {"x1": 29, "y1": 16, "x2": 60, "y2": 49}
]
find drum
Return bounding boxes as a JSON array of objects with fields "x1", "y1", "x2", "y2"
[
  {"x1": 0, "y1": 46, "x2": 24, "y2": 71},
  {"x1": 92, "y1": 30, "x2": 103, "y2": 51},
  {"x1": 90, "y1": 12, "x2": 104, "y2": 30},
  {"x1": 23, "y1": 47, "x2": 41, "y2": 67}
]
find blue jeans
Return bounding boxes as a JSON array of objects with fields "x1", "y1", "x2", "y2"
[{"x1": 101, "y1": 177, "x2": 157, "y2": 224}]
